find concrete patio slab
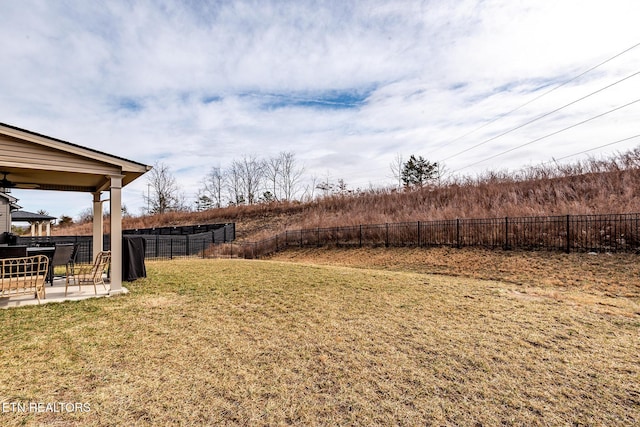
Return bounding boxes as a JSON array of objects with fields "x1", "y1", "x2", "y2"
[{"x1": 0, "y1": 276, "x2": 128, "y2": 309}]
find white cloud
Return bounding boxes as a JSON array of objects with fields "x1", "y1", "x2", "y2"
[{"x1": 1, "y1": 0, "x2": 639, "y2": 218}]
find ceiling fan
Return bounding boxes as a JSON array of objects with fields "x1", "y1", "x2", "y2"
[{"x1": 0, "y1": 172, "x2": 40, "y2": 190}]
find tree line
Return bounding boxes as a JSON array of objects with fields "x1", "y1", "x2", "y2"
[
  {"x1": 143, "y1": 152, "x2": 441, "y2": 215},
  {"x1": 144, "y1": 152, "x2": 307, "y2": 214}
]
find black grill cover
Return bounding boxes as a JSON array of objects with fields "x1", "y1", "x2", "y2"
[{"x1": 122, "y1": 236, "x2": 146, "y2": 281}]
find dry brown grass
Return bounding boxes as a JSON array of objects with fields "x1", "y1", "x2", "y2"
[
  {"x1": 270, "y1": 247, "x2": 640, "y2": 317},
  {"x1": 52, "y1": 148, "x2": 640, "y2": 242},
  {"x1": 0, "y1": 256, "x2": 638, "y2": 425}
]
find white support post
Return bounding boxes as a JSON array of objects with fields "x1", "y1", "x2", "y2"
[
  {"x1": 30, "y1": 223, "x2": 35, "y2": 237},
  {"x1": 109, "y1": 175, "x2": 124, "y2": 294},
  {"x1": 46, "y1": 221, "x2": 51, "y2": 236},
  {"x1": 92, "y1": 192, "x2": 103, "y2": 262}
]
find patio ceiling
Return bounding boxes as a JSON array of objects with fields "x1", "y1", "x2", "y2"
[{"x1": 0, "y1": 122, "x2": 150, "y2": 192}]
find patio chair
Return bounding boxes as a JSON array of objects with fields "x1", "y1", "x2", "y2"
[
  {"x1": 65, "y1": 243, "x2": 80, "y2": 279},
  {"x1": 65, "y1": 251, "x2": 111, "y2": 296},
  {"x1": 50, "y1": 243, "x2": 75, "y2": 285}
]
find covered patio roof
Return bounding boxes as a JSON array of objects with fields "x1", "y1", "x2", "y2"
[
  {"x1": 11, "y1": 210, "x2": 58, "y2": 237},
  {"x1": 11, "y1": 210, "x2": 56, "y2": 222},
  {"x1": 0, "y1": 122, "x2": 149, "y2": 192},
  {"x1": 0, "y1": 122, "x2": 152, "y2": 294}
]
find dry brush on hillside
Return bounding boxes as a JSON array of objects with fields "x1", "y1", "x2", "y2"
[{"x1": 54, "y1": 148, "x2": 640, "y2": 241}]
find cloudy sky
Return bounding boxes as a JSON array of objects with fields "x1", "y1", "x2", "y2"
[{"x1": 1, "y1": 0, "x2": 639, "y2": 219}]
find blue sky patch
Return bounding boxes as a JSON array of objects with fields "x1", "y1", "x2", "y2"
[
  {"x1": 449, "y1": 82, "x2": 467, "y2": 91},
  {"x1": 249, "y1": 88, "x2": 374, "y2": 110},
  {"x1": 116, "y1": 97, "x2": 143, "y2": 112},
  {"x1": 202, "y1": 95, "x2": 223, "y2": 104}
]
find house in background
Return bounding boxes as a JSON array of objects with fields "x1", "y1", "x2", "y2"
[{"x1": 0, "y1": 191, "x2": 20, "y2": 235}]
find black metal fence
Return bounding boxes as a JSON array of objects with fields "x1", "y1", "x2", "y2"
[
  {"x1": 123, "y1": 223, "x2": 233, "y2": 237},
  {"x1": 207, "y1": 213, "x2": 640, "y2": 259},
  {"x1": 17, "y1": 235, "x2": 95, "y2": 263},
  {"x1": 18, "y1": 223, "x2": 236, "y2": 262},
  {"x1": 17, "y1": 215, "x2": 640, "y2": 262}
]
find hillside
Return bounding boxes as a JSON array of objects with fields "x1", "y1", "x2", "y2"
[{"x1": 53, "y1": 150, "x2": 640, "y2": 241}]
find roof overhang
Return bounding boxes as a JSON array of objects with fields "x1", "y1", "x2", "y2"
[
  {"x1": 0, "y1": 122, "x2": 152, "y2": 193},
  {"x1": 0, "y1": 191, "x2": 21, "y2": 211},
  {"x1": 10, "y1": 210, "x2": 56, "y2": 222}
]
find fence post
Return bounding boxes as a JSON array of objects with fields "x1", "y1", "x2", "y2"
[
  {"x1": 504, "y1": 216, "x2": 509, "y2": 250},
  {"x1": 230, "y1": 242, "x2": 233, "y2": 258},
  {"x1": 631, "y1": 214, "x2": 640, "y2": 252},
  {"x1": 275, "y1": 234, "x2": 279, "y2": 251},
  {"x1": 317, "y1": 228, "x2": 321, "y2": 247},
  {"x1": 170, "y1": 238, "x2": 173, "y2": 259},
  {"x1": 359, "y1": 224, "x2": 362, "y2": 248},
  {"x1": 417, "y1": 221, "x2": 421, "y2": 247},
  {"x1": 155, "y1": 235, "x2": 159, "y2": 258},
  {"x1": 385, "y1": 223, "x2": 389, "y2": 248},
  {"x1": 300, "y1": 230, "x2": 303, "y2": 247},
  {"x1": 285, "y1": 230, "x2": 288, "y2": 248},
  {"x1": 186, "y1": 235, "x2": 190, "y2": 256},
  {"x1": 202, "y1": 240, "x2": 206, "y2": 259},
  {"x1": 456, "y1": 219, "x2": 461, "y2": 248},
  {"x1": 566, "y1": 214, "x2": 571, "y2": 253}
]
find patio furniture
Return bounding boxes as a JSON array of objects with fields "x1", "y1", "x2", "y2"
[
  {"x1": 50, "y1": 243, "x2": 76, "y2": 285},
  {"x1": 26, "y1": 246, "x2": 55, "y2": 284},
  {"x1": 0, "y1": 245, "x2": 27, "y2": 259},
  {"x1": 68, "y1": 243, "x2": 79, "y2": 276},
  {"x1": 65, "y1": 251, "x2": 111, "y2": 296},
  {"x1": 0, "y1": 255, "x2": 49, "y2": 303}
]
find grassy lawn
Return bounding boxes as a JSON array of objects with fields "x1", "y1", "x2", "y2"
[{"x1": 0, "y1": 257, "x2": 638, "y2": 425}]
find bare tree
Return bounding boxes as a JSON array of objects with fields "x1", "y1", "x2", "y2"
[
  {"x1": 144, "y1": 161, "x2": 181, "y2": 214},
  {"x1": 238, "y1": 155, "x2": 265, "y2": 204},
  {"x1": 263, "y1": 155, "x2": 282, "y2": 201},
  {"x1": 201, "y1": 152, "x2": 303, "y2": 205},
  {"x1": 226, "y1": 160, "x2": 245, "y2": 205},
  {"x1": 389, "y1": 153, "x2": 404, "y2": 189},
  {"x1": 302, "y1": 174, "x2": 319, "y2": 201},
  {"x1": 201, "y1": 166, "x2": 225, "y2": 208},
  {"x1": 262, "y1": 151, "x2": 304, "y2": 201},
  {"x1": 435, "y1": 162, "x2": 449, "y2": 187},
  {"x1": 279, "y1": 151, "x2": 304, "y2": 200},
  {"x1": 316, "y1": 171, "x2": 334, "y2": 197}
]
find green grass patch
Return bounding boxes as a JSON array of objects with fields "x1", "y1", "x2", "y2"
[{"x1": 0, "y1": 258, "x2": 638, "y2": 425}]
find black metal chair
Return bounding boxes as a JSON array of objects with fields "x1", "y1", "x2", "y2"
[
  {"x1": 49, "y1": 244, "x2": 76, "y2": 285},
  {"x1": 67, "y1": 243, "x2": 80, "y2": 278}
]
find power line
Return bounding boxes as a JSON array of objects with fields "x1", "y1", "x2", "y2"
[
  {"x1": 299, "y1": 43, "x2": 640, "y2": 188},
  {"x1": 442, "y1": 69, "x2": 640, "y2": 162},
  {"x1": 433, "y1": 40, "x2": 640, "y2": 156},
  {"x1": 549, "y1": 134, "x2": 640, "y2": 163},
  {"x1": 323, "y1": 132, "x2": 640, "y2": 190},
  {"x1": 453, "y1": 97, "x2": 640, "y2": 172},
  {"x1": 300, "y1": 42, "x2": 640, "y2": 183}
]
